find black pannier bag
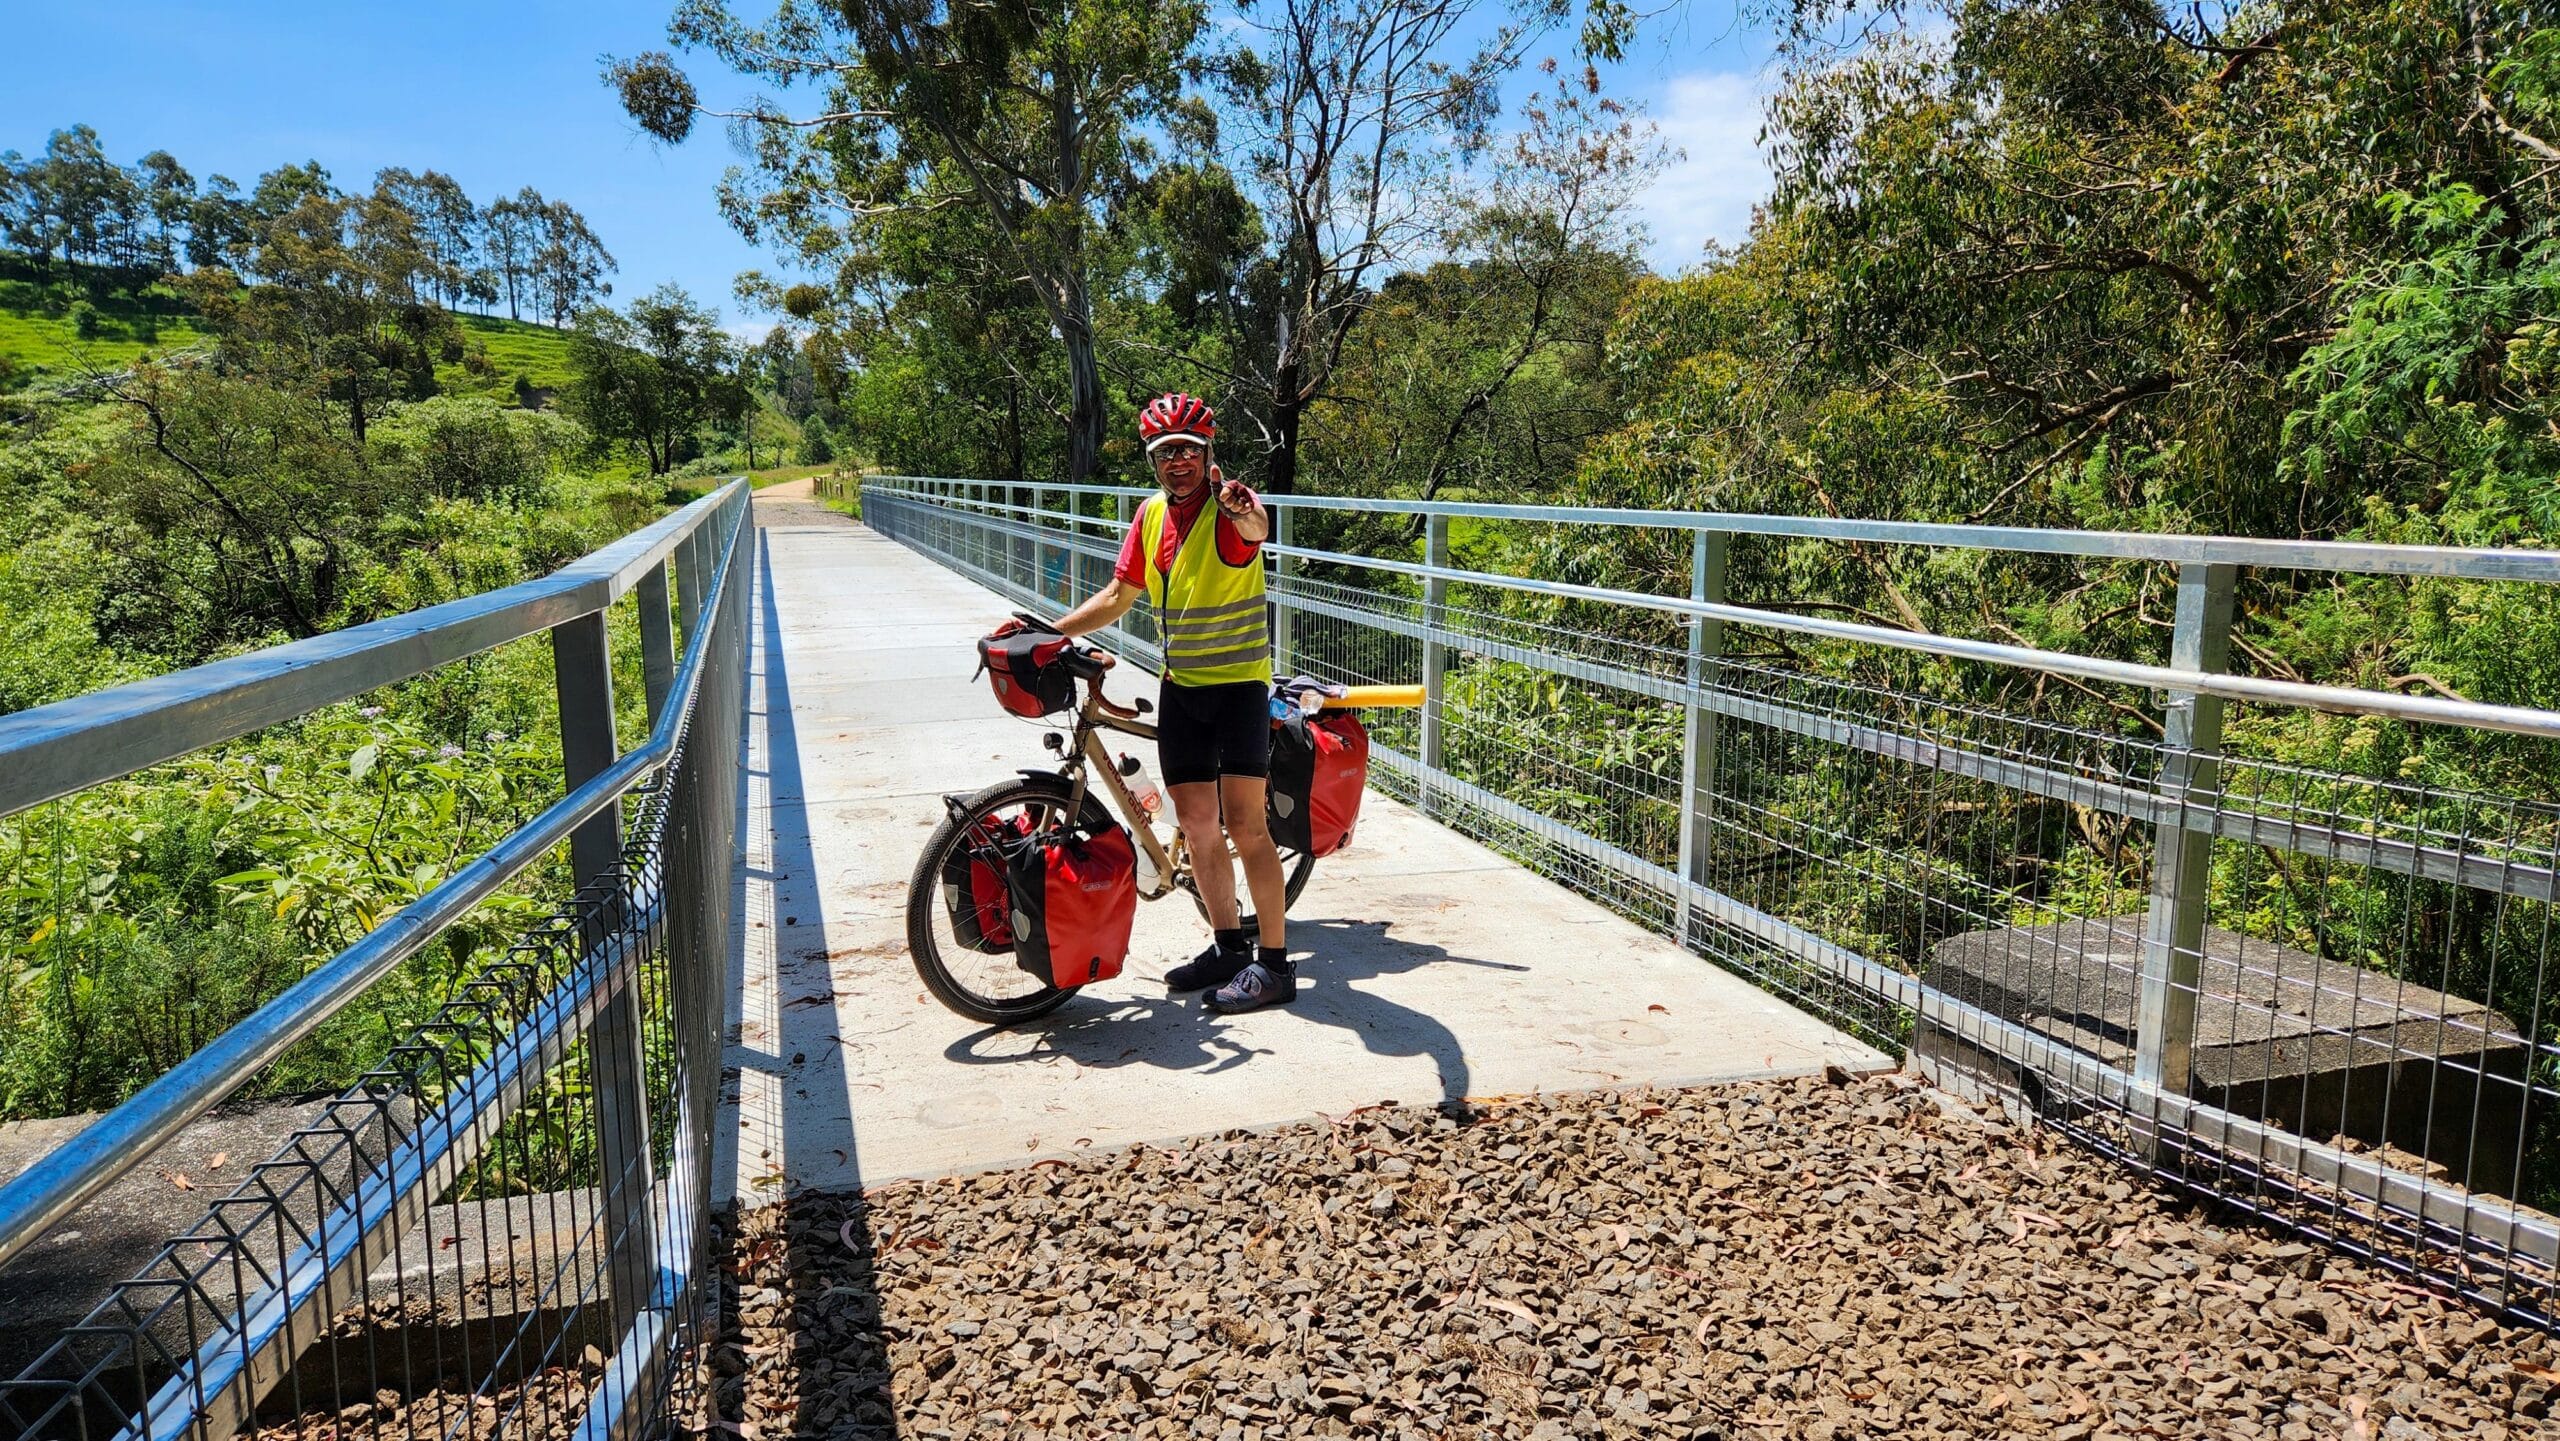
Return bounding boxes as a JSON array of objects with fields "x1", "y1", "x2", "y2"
[{"x1": 940, "y1": 811, "x2": 1031, "y2": 953}]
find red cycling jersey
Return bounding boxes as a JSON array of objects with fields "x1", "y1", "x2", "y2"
[{"x1": 1113, "y1": 487, "x2": 1260, "y2": 586}]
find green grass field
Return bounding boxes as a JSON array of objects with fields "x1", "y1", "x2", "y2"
[
  {"x1": 0, "y1": 273, "x2": 579, "y2": 404},
  {"x1": 435, "y1": 314, "x2": 582, "y2": 400},
  {"x1": 0, "y1": 277, "x2": 205, "y2": 388}
]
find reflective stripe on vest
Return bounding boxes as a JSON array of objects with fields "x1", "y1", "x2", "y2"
[{"x1": 1139, "y1": 495, "x2": 1272, "y2": 687}]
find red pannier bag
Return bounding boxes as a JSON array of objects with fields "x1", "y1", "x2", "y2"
[
  {"x1": 976, "y1": 616, "x2": 1079, "y2": 718},
  {"x1": 940, "y1": 812, "x2": 1031, "y2": 953},
  {"x1": 1005, "y1": 824, "x2": 1139, "y2": 988},
  {"x1": 1266, "y1": 710, "x2": 1369, "y2": 857}
]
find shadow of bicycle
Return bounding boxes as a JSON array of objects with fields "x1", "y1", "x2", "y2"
[{"x1": 936, "y1": 916, "x2": 1526, "y2": 1110}]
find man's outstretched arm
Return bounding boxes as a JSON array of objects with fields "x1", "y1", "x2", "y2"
[{"x1": 1053, "y1": 579, "x2": 1145, "y2": 639}]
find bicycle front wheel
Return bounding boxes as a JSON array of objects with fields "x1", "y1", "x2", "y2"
[{"x1": 906, "y1": 775, "x2": 1116, "y2": 1026}]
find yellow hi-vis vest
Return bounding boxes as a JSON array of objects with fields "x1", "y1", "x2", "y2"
[{"x1": 1138, "y1": 494, "x2": 1272, "y2": 687}]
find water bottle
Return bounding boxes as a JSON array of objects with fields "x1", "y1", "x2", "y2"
[{"x1": 1120, "y1": 753, "x2": 1164, "y2": 818}]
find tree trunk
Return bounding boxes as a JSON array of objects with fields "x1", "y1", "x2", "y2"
[
  {"x1": 1059, "y1": 277, "x2": 1105, "y2": 483},
  {"x1": 1265, "y1": 353, "x2": 1303, "y2": 496},
  {"x1": 1005, "y1": 379, "x2": 1026, "y2": 483}
]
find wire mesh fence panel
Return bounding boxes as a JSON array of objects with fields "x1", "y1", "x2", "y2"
[
  {"x1": 0, "y1": 488, "x2": 752, "y2": 1441},
  {"x1": 859, "y1": 474, "x2": 2560, "y2": 1328}
]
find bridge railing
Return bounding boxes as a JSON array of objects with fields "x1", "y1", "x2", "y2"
[
  {"x1": 0, "y1": 481, "x2": 752, "y2": 1441},
  {"x1": 861, "y1": 473, "x2": 2560, "y2": 1327}
]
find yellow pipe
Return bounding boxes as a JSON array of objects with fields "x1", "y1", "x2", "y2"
[{"x1": 1319, "y1": 684, "x2": 1426, "y2": 711}]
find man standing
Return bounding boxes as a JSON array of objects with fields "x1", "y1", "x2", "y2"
[{"x1": 1048, "y1": 393, "x2": 1294, "y2": 1012}]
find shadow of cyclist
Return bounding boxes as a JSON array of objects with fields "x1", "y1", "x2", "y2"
[{"x1": 937, "y1": 914, "x2": 1523, "y2": 1112}]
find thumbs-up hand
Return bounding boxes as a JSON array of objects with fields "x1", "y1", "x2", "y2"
[{"x1": 1214, "y1": 465, "x2": 1258, "y2": 517}]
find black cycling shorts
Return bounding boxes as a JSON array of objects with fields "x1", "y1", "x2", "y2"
[{"x1": 1157, "y1": 678, "x2": 1271, "y2": 786}]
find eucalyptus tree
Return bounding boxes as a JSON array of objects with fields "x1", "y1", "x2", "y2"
[
  {"x1": 1215, "y1": 0, "x2": 1560, "y2": 492},
  {"x1": 609, "y1": 0, "x2": 1211, "y2": 482},
  {"x1": 565, "y1": 284, "x2": 740, "y2": 474}
]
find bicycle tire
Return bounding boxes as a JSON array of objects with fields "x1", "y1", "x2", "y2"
[{"x1": 906, "y1": 775, "x2": 1117, "y2": 1026}]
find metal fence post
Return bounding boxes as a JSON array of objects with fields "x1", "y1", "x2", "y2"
[
  {"x1": 1014, "y1": 483, "x2": 1032, "y2": 589},
  {"x1": 1273, "y1": 503, "x2": 1297, "y2": 676},
  {"x1": 1033, "y1": 486, "x2": 1050, "y2": 601},
  {"x1": 550, "y1": 611, "x2": 655, "y2": 1331},
  {"x1": 1420, "y1": 513, "x2": 1451, "y2": 815},
  {"x1": 636, "y1": 560, "x2": 675, "y2": 725},
  {"x1": 676, "y1": 531, "x2": 704, "y2": 644},
  {"x1": 1675, "y1": 530, "x2": 1730, "y2": 947},
  {"x1": 2133, "y1": 562, "x2": 2238, "y2": 1130}
]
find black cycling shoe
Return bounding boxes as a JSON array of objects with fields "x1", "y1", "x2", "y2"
[
  {"x1": 1205, "y1": 959, "x2": 1297, "y2": 1014},
  {"x1": 1165, "y1": 939, "x2": 1251, "y2": 992}
]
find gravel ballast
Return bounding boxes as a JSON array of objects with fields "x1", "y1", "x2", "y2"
[{"x1": 703, "y1": 1074, "x2": 2560, "y2": 1439}]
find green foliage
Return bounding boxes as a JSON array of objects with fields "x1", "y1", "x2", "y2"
[
  {"x1": 0, "y1": 700, "x2": 574, "y2": 1119},
  {"x1": 2, "y1": 127, "x2": 614, "y2": 334},
  {"x1": 564, "y1": 284, "x2": 742, "y2": 475},
  {"x1": 796, "y1": 414, "x2": 832, "y2": 465},
  {"x1": 0, "y1": 529, "x2": 141, "y2": 714},
  {"x1": 2286, "y1": 184, "x2": 2560, "y2": 539},
  {"x1": 434, "y1": 314, "x2": 588, "y2": 401},
  {"x1": 370, "y1": 394, "x2": 586, "y2": 506},
  {"x1": 0, "y1": 792, "x2": 310, "y2": 1117},
  {"x1": 0, "y1": 128, "x2": 676, "y2": 1140},
  {"x1": 0, "y1": 334, "x2": 668, "y2": 1124},
  {"x1": 198, "y1": 710, "x2": 555, "y2": 955},
  {"x1": 621, "y1": 0, "x2": 1211, "y2": 480}
]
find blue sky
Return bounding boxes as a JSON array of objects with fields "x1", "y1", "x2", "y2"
[{"x1": 0, "y1": 2, "x2": 1785, "y2": 326}]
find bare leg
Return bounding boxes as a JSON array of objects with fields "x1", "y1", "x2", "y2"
[
  {"x1": 1170, "y1": 781, "x2": 1239, "y2": 932},
  {"x1": 1220, "y1": 775, "x2": 1288, "y2": 950}
]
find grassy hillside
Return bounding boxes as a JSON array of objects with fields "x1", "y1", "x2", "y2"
[
  {"x1": 0, "y1": 277, "x2": 204, "y2": 387},
  {"x1": 437, "y1": 314, "x2": 583, "y2": 401},
  {"x1": 1, "y1": 272, "x2": 579, "y2": 403}
]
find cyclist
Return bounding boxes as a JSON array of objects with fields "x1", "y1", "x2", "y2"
[{"x1": 1046, "y1": 393, "x2": 1295, "y2": 1013}]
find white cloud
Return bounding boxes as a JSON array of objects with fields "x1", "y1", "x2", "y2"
[{"x1": 1634, "y1": 71, "x2": 1773, "y2": 274}]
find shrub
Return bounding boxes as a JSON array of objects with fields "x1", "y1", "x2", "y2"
[
  {"x1": 67, "y1": 299, "x2": 100, "y2": 341},
  {"x1": 798, "y1": 415, "x2": 834, "y2": 464}
]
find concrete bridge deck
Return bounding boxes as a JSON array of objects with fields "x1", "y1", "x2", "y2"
[{"x1": 716, "y1": 483, "x2": 1886, "y2": 1199}]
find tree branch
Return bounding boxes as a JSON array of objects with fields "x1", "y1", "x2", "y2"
[{"x1": 1988, "y1": 372, "x2": 2176, "y2": 455}]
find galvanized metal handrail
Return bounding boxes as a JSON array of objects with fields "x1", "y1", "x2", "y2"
[
  {"x1": 866, "y1": 474, "x2": 2560, "y2": 582},
  {"x1": 869, "y1": 477, "x2": 2560, "y2": 738},
  {"x1": 0, "y1": 478, "x2": 747, "y2": 1269}
]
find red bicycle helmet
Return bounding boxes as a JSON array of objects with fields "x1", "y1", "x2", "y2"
[{"x1": 1138, "y1": 392, "x2": 1215, "y2": 452}]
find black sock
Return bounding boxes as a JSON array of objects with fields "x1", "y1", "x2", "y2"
[
  {"x1": 1259, "y1": 944, "x2": 1291, "y2": 973},
  {"x1": 1215, "y1": 927, "x2": 1247, "y2": 953}
]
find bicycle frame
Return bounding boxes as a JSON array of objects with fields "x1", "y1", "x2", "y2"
[{"x1": 1050, "y1": 673, "x2": 1189, "y2": 900}]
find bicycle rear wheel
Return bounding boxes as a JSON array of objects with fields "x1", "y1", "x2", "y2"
[{"x1": 906, "y1": 775, "x2": 1116, "y2": 1026}]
